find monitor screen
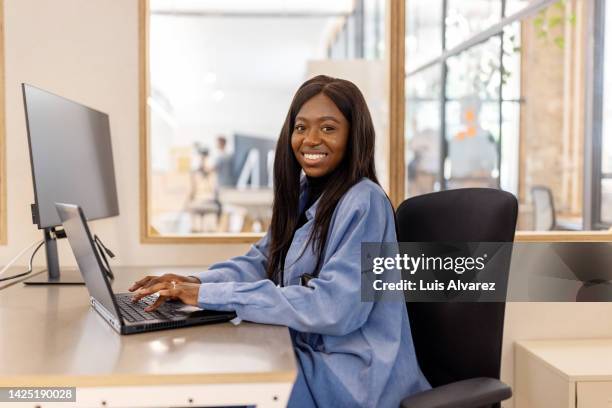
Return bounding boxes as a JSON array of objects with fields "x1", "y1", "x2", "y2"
[
  {"x1": 233, "y1": 133, "x2": 276, "y2": 189},
  {"x1": 22, "y1": 84, "x2": 119, "y2": 229}
]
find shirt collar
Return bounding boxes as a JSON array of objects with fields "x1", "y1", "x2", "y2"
[
  {"x1": 305, "y1": 196, "x2": 321, "y2": 221},
  {"x1": 298, "y1": 176, "x2": 322, "y2": 221}
]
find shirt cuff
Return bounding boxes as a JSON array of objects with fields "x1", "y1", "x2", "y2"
[
  {"x1": 197, "y1": 282, "x2": 236, "y2": 311},
  {"x1": 192, "y1": 269, "x2": 231, "y2": 284}
]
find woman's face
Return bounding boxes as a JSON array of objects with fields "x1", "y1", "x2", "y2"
[{"x1": 291, "y1": 93, "x2": 349, "y2": 178}]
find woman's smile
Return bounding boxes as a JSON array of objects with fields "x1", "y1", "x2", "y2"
[{"x1": 302, "y1": 151, "x2": 329, "y2": 164}]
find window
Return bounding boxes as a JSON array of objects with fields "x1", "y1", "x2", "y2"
[
  {"x1": 405, "y1": 0, "x2": 442, "y2": 72},
  {"x1": 445, "y1": 0, "x2": 502, "y2": 49},
  {"x1": 404, "y1": 0, "x2": 604, "y2": 232},
  {"x1": 0, "y1": 0, "x2": 5, "y2": 245},
  {"x1": 598, "y1": 0, "x2": 612, "y2": 226},
  {"x1": 405, "y1": 64, "x2": 442, "y2": 196},
  {"x1": 142, "y1": 0, "x2": 387, "y2": 241}
]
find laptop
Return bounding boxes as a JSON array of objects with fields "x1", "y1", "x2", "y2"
[{"x1": 56, "y1": 203, "x2": 236, "y2": 335}]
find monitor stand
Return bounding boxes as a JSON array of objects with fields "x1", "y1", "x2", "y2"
[{"x1": 23, "y1": 227, "x2": 84, "y2": 285}]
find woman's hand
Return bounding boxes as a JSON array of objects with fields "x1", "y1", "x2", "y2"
[
  {"x1": 128, "y1": 273, "x2": 200, "y2": 292},
  {"x1": 129, "y1": 273, "x2": 201, "y2": 312},
  {"x1": 131, "y1": 280, "x2": 201, "y2": 312}
]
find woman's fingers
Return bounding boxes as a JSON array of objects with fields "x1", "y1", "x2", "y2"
[
  {"x1": 129, "y1": 273, "x2": 178, "y2": 292},
  {"x1": 144, "y1": 291, "x2": 172, "y2": 312},
  {"x1": 142, "y1": 277, "x2": 164, "y2": 289},
  {"x1": 141, "y1": 273, "x2": 177, "y2": 289},
  {"x1": 131, "y1": 281, "x2": 200, "y2": 310},
  {"x1": 131, "y1": 281, "x2": 170, "y2": 302},
  {"x1": 128, "y1": 275, "x2": 154, "y2": 292}
]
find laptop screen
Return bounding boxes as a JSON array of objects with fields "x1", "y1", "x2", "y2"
[{"x1": 56, "y1": 203, "x2": 120, "y2": 320}]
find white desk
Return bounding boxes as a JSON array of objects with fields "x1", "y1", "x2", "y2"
[
  {"x1": 515, "y1": 339, "x2": 612, "y2": 408},
  {"x1": 0, "y1": 266, "x2": 297, "y2": 407}
]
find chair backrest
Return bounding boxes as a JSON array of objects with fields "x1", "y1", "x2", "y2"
[
  {"x1": 531, "y1": 185, "x2": 555, "y2": 231},
  {"x1": 396, "y1": 188, "x2": 518, "y2": 388}
]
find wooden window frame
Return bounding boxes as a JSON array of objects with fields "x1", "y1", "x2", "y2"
[{"x1": 139, "y1": 0, "x2": 271, "y2": 244}]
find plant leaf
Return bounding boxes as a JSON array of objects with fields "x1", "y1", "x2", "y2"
[{"x1": 549, "y1": 16, "x2": 563, "y2": 28}]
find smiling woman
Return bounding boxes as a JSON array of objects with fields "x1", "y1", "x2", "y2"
[
  {"x1": 140, "y1": 0, "x2": 388, "y2": 242},
  {"x1": 131, "y1": 74, "x2": 430, "y2": 407},
  {"x1": 267, "y1": 75, "x2": 380, "y2": 285}
]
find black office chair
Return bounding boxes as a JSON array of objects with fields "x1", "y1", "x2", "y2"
[{"x1": 396, "y1": 188, "x2": 518, "y2": 408}]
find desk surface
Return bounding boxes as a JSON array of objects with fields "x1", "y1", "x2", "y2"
[
  {"x1": 0, "y1": 266, "x2": 297, "y2": 387},
  {"x1": 0, "y1": 268, "x2": 46, "y2": 291},
  {"x1": 516, "y1": 339, "x2": 612, "y2": 381}
]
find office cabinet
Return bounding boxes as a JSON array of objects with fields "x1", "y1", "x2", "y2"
[{"x1": 515, "y1": 339, "x2": 612, "y2": 408}]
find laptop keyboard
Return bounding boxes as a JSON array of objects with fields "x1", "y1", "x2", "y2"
[{"x1": 116, "y1": 294, "x2": 184, "y2": 322}]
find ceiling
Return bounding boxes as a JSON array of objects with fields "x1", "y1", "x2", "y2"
[{"x1": 150, "y1": 0, "x2": 355, "y2": 15}]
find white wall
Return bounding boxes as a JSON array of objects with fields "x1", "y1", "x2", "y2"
[
  {"x1": 2, "y1": 2, "x2": 612, "y2": 408},
  {"x1": 1, "y1": 0, "x2": 251, "y2": 268}
]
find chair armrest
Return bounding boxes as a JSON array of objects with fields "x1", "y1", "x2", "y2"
[{"x1": 400, "y1": 377, "x2": 512, "y2": 408}]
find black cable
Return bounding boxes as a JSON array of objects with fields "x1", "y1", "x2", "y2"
[
  {"x1": 94, "y1": 234, "x2": 115, "y2": 258},
  {"x1": 94, "y1": 234, "x2": 115, "y2": 280},
  {"x1": 0, "y1": 240, "x2": 45, "y2": 282},
  {"x1": 1, "y1": 235, "x2": 116, "y2": 283}
]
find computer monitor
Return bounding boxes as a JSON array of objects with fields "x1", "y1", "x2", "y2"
[
  {"x1": 22, "y1": 84, "x2": 119, "y2": 284},
  {"x1": 233, "y1": 134, "x2": 276, "y2": 189}
]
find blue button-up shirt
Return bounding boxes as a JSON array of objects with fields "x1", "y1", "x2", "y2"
[{"x1": 195, "y1": 178, "x2": 430, "y2": 407}]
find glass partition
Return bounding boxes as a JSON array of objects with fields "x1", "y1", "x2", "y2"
[
  {"x1": 405, "y1": 0, "x2": 602, "y2": 231},
  {"x1": 405, "y1": 64, "x2": 442, "y2": 196},
  {"x1": 600, "y1": 0, "x2": 612, "y2": 226},
  {"x1": 445, "y1": 0, "x2": 502, "y2": 49},
  {"x1": 405, "y1": 0, "x2": 442, "y2": 72},
  {"x1": 145, "y1": 0, "x2": 386, "y2": 239},
  {"x1": 445, "y1": 36, "x2": 502, "y2": 190}
]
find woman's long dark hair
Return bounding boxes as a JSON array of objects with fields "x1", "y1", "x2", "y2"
[{"x1": 266, "y1": 75, "x2": 380, "y2": 282}]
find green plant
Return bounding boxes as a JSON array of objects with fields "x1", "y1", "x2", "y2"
[{"x1": 533, "y1": 0, "x2": 576, "y2": 49}]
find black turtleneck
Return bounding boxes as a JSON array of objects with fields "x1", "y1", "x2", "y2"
[{"x1": 298, "y1": 174, "x2": 331, "y2": 228}]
